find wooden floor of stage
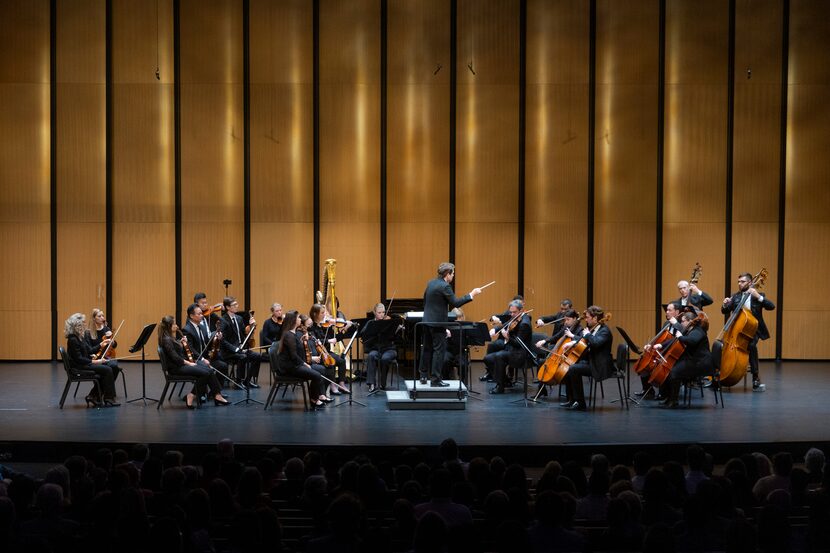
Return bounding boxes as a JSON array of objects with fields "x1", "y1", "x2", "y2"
[{"x1": 1, "y1": 360, "x2": 829, "y2": 458}]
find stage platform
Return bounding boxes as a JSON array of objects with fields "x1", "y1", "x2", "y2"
[{"x1": 1, "y1": 360, "x2": 828, "y2": 466}]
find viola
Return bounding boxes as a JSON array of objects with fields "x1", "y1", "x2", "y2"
[
  {"x1": 310, "y1": 334, "x2": 337, "y2": 367},
  {"x1": 207, "y1": 320, "x2": 222, "y2": 361},
  {"x1": 300, "y1": 331, "x2": 312, "y2": 364},
  {"x1": 178, "y1": 331, "x2": 195, "y2": 363}
]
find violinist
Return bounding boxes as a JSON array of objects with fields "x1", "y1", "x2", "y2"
[
  {"x1": 299, "y1": 314, "x2": 336, "y2": 402},
  {"x1": 675, "y1": 280, "x2": 713, "y2": 310},
  {"x1": 721, "y1": 272, "x2": 775, "y2": 392},
  {"x1": 64, "y1": 313, "x2": 119, "y2": 407},
  {"x1": 194, "y1": 292, "x2": 223, "y2": 328},
  {"x1": 260, "y1": 303, "x2": 284, "y2": 349},
  {"x1": 420, "y1": 262, "x2": 481, "y2": 387},
  {"x1": 484, "y1": 300, "x2": 532, "y2": 395},
  {"x1": 219, "y1": 296, "x2": 262, "y2": 389},
  {"x1": 158, "y1": 316, "x2": 228, "y2": 408},
  {"x1": 480, "y1": 295, "x2": 524, "y2": 383},
  {"x1": 309, "y1": 303, "x2": 349, "y2": 396},
  {"x1": 278, "y1": 310, "x2": 329, "y2": 410},
  {"x1": 560, "y1": 306, "x2": 614, "y2": 411},
  {"x1": 364, "y1": 303, "x2": 398, "y2": 393},
  {"x1": 85, "y1": 308, "x2": 121, "y2": 392},
  {"x1": 182, "y1": 304, "x2": 229, "y2": 376},
  {"x1": 535, "y1": 298, "x2": 574, "y2": 334},
  {"x1": 650, "y1": 309, "x2": 713, "y2": 408},
  {"x1": 635, "y1": 302, "x2": 684, "y2": 399}
]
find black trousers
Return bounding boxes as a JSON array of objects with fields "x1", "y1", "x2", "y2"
[
  {"x1": 563, "y1": 361, "x2": 593, "y2": 405},
  {"x1": 419, "y1": 326, "x2": 447, "y2": 381},
  {"x1": 223, "y1": 349, "x2": 262, "y2": 383},
  {"x1": 366, "y1": 349, "x2": 396, "y2": 386},
  {"x1": 483, "y1": 350, "x2": 512, "y2": 386},
  {"x1": 88, "y1": 359, "x2": 119, "y2": 398},
  {"x1": 171, "y1": 359, "x2": 222, "y2": 397},
  {"x1": 443, "y1": 351, "x2": 469, "y2": 382},
  {"x1": 748, "y1": 335, "x2": 761, "y2": 379}
]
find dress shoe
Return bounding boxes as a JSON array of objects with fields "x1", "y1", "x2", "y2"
[
  {"x1": 659, "y1": 400, "x2": 679, "y2": 409},
  {"x1": 653, "y1": 394, "x2": 666, "y2": 402},
  {"x1": 321, "y1": 396, "x2": 334, "y2": 403},
  {"x1": 186, "y1": 393, "x2": 196, "y2": 410},
  {"x1": 103, "y1": 398, "x2": 121, "y2": 407},
  {"x1": 419, "y1": 377, "x2": 428, "y2": 385},
  {"x1": 247, "y1": 381, "x2": 260, "y2": 389},
  {"x1": 634, "y1": 389, "x2": 649, "y2": 398},
  {"x1": 214, "y1": 396, "x2": 230, "y2": 406},
  {"x1": 752, "y1": 380, "x2": 766, "y2": 392},
  {"x1": 85, "y1": 395, "x2": 102, "y2": 408},
  {"x1": 311, "y1": 401, "x2": 326, "y2": 410},
  {"x1": 559, "y1": 400, "x2": 574, "y2": 407},
  {"x1": 567, "y1": 401, "x2": 586, "y2": 411},
  {"x1": 367, "y1": 384, "x2": 377, "y2": 393},
  {"x1": 479, "y1": 374, "x2": 494, "y2": 382},
  {"x1": 430, "y1": 379, "x2": 450, "y2": 387},
  {"x1": 489, "y1": 386, "x2": 504, "y2": 395}
]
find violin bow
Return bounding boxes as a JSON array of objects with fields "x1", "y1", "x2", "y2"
[{"x1": 100, "y1": 319, "x2": 125, "y2": 358}]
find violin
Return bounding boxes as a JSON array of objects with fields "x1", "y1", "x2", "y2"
[
  {"x1": 207, "y1": 320, "x2": 222, "y2": 361},
  {"x1": 495, "y1": 309, "x2": 533, "y2": 341},
  {"x1": 245, "y1": 310, "x2": 256, "y2": 349},
  {"x1": 202, "y1": 303, "x2": 224, "y2": 318},
  {"x1": 321, "y1": 316, "x2": 350, "y2": 329},
  {"x1": 308, "y1": 332, "x2": 337, "y2": 366},
  {"x1": 91, "y1": 319, "x2": 123, "y2": 360},
  {"x1": 300, "y1": 328, "x2": 312, "y2": 364},
  {"x1": 178, "y1": 331, "x2": 195, "y2": 363}
]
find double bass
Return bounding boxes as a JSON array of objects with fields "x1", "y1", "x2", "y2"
[{"x1": 716, "y1": 268, "x2": 768, "y2": 387}]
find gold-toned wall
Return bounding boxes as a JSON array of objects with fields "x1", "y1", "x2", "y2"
[
  {"x1": 112, "y1": 0, "x2": 175, "y2": 358},
  {"x1": 783, "y1": 0, "x2": 830, "y2": 359},
  {"x1": 0, "y1": 0, "x2": 51, "y2": 358},
  {"x1": 594, "y1": 0, "x2": 659, "y2": 346},
  {"x1": 56, "y1": 0, "x2": 107, "y2": 346},
  {"x1": 318, "y1": 0, "x2": 381, "y2": 317},
  {"x1": 386, "y1": 0, "x2": 451, "y2": 300},
  {"x1": 455, "y1": 0, "x2": 520, "y2": 331},
  {"x1": 3, "y1": 0, "x2": 830, "y2": 361},
  {"x1": 662, "y1": 0, "x2": 728, "y2": 323},
  {"x1": 249, "y1": 0, "x2": 314, "y2": 317},
  {"x1": 179, "y1": 0, "x2": 245, "y2": 316},
  {"x1": 525, "y1": 0, "x2": 589, "y2": 326},
  {"x1": 731, "y1": 0, "x2": 782, "y2": 359}
]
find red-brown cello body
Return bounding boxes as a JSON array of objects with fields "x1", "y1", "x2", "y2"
[{"x1": 716, "y1": 268, "x2": 767, "y2": 387}]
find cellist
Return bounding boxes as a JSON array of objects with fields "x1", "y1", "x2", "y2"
[
  {"x1": 636, "y1": 302, "x2": 684, "y2": 400},
  {"x1": 721, "y1": 272, "x2": 775, "y2": 392},
  {"x1": 649, "y1": 308, "x2": 713, "y2": 408},
  {"x1": 534, "y1": 308, "x2": 582, "y2": 397},
  {"x1": 560, "y1": 306, "x2": 614, "y2": 411}
]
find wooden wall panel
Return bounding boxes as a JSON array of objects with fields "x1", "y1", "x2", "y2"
[
  {"x1": 456, "y1": 0, "x2": 520, "y2": 332},
  {"x1": 56, "y1": 0, "x2": 107, "y2": 343},
  {"x1": 783, "y1": 0, "x2": 830, "y2": 358},
  {"x1": 180, "y1": 0, "x2": 245, "y2": 316},
  {"x1": 662, "y1": 0, "x2": 728, "y2": 324},
  {"x1": 111, "y1": 0, "x2": 175, "y2": 355},
  {"x1": 594, "y1": 0, "x2": 659, "y2": 346},
  {"x1": 0, "y1": 0, "x2": 51, "y2": 359},
  {"x1": 386, "y1": 0, "x2": 451, "y2": 299},
  {"x1": 250, "y1": 0, "x2": 313, "y2": 316},
  {"x1": 525, "y1": 0, "x2": 589, "y2": 326},
  {"x1": 731, "y1": 0, "x2": 782, "y2": 358},
  {"x1": 319, "y1": 0, "x2": 381, "y2": 317}
]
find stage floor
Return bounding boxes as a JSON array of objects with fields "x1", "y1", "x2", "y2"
[{"x1": 1, "y1": 360, "x2": 829, "y2": 454}]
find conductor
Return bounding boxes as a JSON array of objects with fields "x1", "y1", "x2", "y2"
[{"x1": 419, "y1": 262, "x2": 482, "y2": 386}]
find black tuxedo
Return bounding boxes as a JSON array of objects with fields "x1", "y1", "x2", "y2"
[
  {"x1": 674, "y1": 291, "x2": 714, "y2": 310},
  {"x1": 563, "y1": 324, "x2": 614, "y2": 407},
  {"x1": 220, "y1": 313, "x2": 261, "y2": 384},
  {"x1": 419, "y1": 278, "x2": 473, "y2": 381}
]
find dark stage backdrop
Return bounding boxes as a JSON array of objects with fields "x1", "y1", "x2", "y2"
[{"x1": 1, "y1": 0, "x2": 828, "y2": 361}]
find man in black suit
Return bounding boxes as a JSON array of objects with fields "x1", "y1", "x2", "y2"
[
  {"x1": 420, "y1": 262, "x2": 481, "y2": 386},
  {"x1": 220, "y1": 296, "x2": 262, "y2": 389},
  {"x1": 182, "y1": 303, "x2": 229, "y2": 376},
  {"x1": 560, "y1": 305, "x2": 614, "y2": 410},
  {"x1": 720, "y1": 272, "x2": 775, "y2": 391},
  {"x1": 484, "y1": 300, "x2": 533, "y2": 394},
  {"x1": 675, "y1": 280, "x2": 714, "y2": 310}
]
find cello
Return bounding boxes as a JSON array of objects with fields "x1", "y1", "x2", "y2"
[
  {"x1": 537, "y1": 312, "x2": 612, "y2": 386},
  {"x1": 536, "y1": 315, "x2": 584, "y2": 387},
  {"x1": 716, "y1": 268, "x2": 768, "y2": 387},
  {"x1": 646, "y1": 310, "x2": 707, "y2": 386}
]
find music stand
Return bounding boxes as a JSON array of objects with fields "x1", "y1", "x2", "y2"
[
  {"x1": 452, "y1": 322, "x2": 490, "y2": 400},
  {"x1": 361, "y1": 318, "x2": 401, "y2": 397},
  {"x1": 233, "y1": 326, "x2": 264, "y2": 406},
  {"x1": 127, "y1": 323, "x2": 158, "y2": 406},
  {"x1": 615, "y1": 326, "x2": 644, "y2": 406},
  {"x1": 335, "y1": 324, "x2": 366, "y2": 407}
]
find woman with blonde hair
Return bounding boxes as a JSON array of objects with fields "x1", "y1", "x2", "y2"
[{"x1": 64, "y1": 313, "x2": 119, "y2": 407}]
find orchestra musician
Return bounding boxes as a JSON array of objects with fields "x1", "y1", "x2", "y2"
[
  {"x1": 536, "y1": 298, "x2": 575, "y2": 336},
  {"x1": 309, "y1": 303, "x2": 349, "y2": 396},
  {"x1": 721, "y1": 272, "x2": 775, "y2": 392},
  {"x1": 364, "y1": 303, "x2": 398, "y2": 393},
  {"x1": 219, "y1": 296, "x2": 262, "y2": 389},
  {"x1": 675, "y1": 280, "x2": 714, "y2": 310},
  {"x1": 484, "y1": 300, "x2": 532, "y2": 394},
  {"x1": 646, "y1": 309, "x2": 713, "y2": 408},
  {"x1": 480, "y1": 295, "x2": 524, "y2": 383},
  {"x1": 299, "y1": 314, "x2": 336, "y2": 403},
  {"x1": 85, "y1": 308, "x2": 121, "y2": 393},
  {"x1": 158, "y1": 316, "x2": 228, "y2": 408},
  {"x1": 260, "y1": 303, "x2": 284, "y2": 349},
  {"x1": 534, "y1": 308, "x2": 582, "y2": 397},
  {"x1": 182, "y1": 304, "x2": 230, "y2": 376},
  {"x1": 64, "y1": 313, "x2": 119, "y2": 407},
  {"x1": 420, "y1": 262, "x2": 481, "y2": 387},
  {"x1": 278, "y1": 310, "x2": 329, "y2": 411},
  {"x1": 560, "y1": 306, "x2": 614, "y2": 411},
  {"x1": 634, "y1": 302, "x2": 684, "y2": 400},
  {"x1": 194, "y1": 292, "x2": 223, "y2": 328}
]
